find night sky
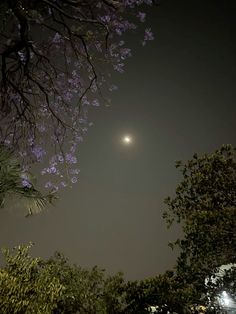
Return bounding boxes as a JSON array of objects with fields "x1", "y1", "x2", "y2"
[{"x1": 0, "y1": 0, "x2": 236, "y2": 280}]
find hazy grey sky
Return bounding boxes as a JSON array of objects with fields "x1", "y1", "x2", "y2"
[{"x1": 0, "y1": 0, "x2": 236, "y2": 280}]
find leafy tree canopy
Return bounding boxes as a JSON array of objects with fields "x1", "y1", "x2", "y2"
[
  {"x1": 125, "y1": 270, "x2": 198, "y2": 314},
  {"x1": 163, "y1": 144, "x2": 236, "y2": 310},
  {"x1": 0, "y1": 244, "x2": 128, "y2": 313},
  {"x1": 44, "y1": 251, "x2": 127, "y2": 314},
  {"x1": 0, "y1": 244, "x2": 64, "y2": 314}
]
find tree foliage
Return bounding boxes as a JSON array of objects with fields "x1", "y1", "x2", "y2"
[
  {"x1": 164, "y1": 145, "x2": 236, "y2": 269},
  {"x1": 0, "y1": 245, "x2": 128, "y2": 313},
  {"x1": 0, "y1": 144, "x2": 53, "y2": 215},
  {"x1": 204, "y1": 264, "x2": 236, "y2": 313},
  {"x1": 125, "y1": 271, "x2": 198, "y2": 314},
  {"x1": 0, "y1": 0, "x2": 156, "y2": 191},
  {"x1": 44, "y1": 252, "x2": 127, "y2": 313},
  {"x1": 162, "y1": 144, "x2": 236, "y2": 311},
  {"x1": 0, "y1": 244, "x2": 64, "y2": 314}
]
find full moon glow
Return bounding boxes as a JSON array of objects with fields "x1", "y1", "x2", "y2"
[{"x1": 122, "y1": 135, "x2": 132, "y2": 144}]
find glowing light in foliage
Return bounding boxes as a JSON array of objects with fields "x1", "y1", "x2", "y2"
[{"x1": 220, "y1": 291, "x2": 231, "y2": 307}]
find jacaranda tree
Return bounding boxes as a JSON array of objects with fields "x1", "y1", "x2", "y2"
[{"x1": 0, "y1": 0, "x2": 156, "y2": 192}]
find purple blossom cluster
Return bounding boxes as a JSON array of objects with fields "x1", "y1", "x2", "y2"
[
  {"x1": 143, "y1": 28, "x2": 154, "y2": 45},
  {"x1": 21, "y1": 173, "x2": 32, "y2": 189},
  {"x1": 0, "y1": 0, "x2": 156, "y2": 191}
]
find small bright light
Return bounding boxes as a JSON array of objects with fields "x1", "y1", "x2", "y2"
[
  {"x1": 220, "y1": 291, "x2": 231, "y2": 307},
  {"x1": 122, "y1": 135, "x2": 132, "y2": 144},
  {"x1": 124, "y1": 136, "x2": 131, "y2": 143}
]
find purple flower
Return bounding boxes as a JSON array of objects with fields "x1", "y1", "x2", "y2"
[
  {"x1": 92, "y1": 99, "x2": 100, "y2": 107},
  {"x1": 120, "y1": 48, "x2": 131, "y2": 60},
  {"x1": 63, "y1": 91, "x2": 73, "y2": 102},
  {"x1": 37, "y1": 123, "x2": 46, "y2": 133},
  {"x1": 75, "y1": 134, "x2": 83, "y2": 143},
  {"x1": 21, "y1": 173, "x2": 32, "y2": 188},
  {"x1": 71, "y1": 177, "x2": 77, "y2": 184},
  {"x1": 100, "y1": 15, "x2": 111, "y2": 23},
  {"x1": 18, "y1": 51, "x2": 27, "y2": 64},
  {"x1": 32, "y1": 145, "x2": 46, "y2": 161},
  {"x1": 70, "y1": 168, "x2": 80, "y2": 175},
  {"x1": 57, "y1": 155, "x2": 64, "y2": 163},
  {"x1": 137, "y1": 12, "x2": 146, "y2": 23},
  {"x1": 22, "y1": 179, "x2": 32, "y2": 188},
  {"x1": 81, "y1": 97, "x2": 90, "y2": 106},
  {"x1": 113, "y1": 63, "x2": 125, "y2": 73},
  {"x1": 143, "y1": 28, "x2": 154, "y2": 45},
  {"x1": 52, "y1": 32, "x2": 62, "y2": 44},
  {"x1": 66, "y1": 153, "x2": 77, "y2": 164},
  {"x1": 45, "y1": 181, "x2": 53, "y2": 188},
  {"x1": 28, "y1": 136, "x2": 34, "y2": 146},
  {"x1": 47, "y1": 166, "x2": 57, "y2": 174}
]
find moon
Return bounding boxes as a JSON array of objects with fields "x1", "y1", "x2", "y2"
[{"x1": 122, "y1": 135, "x2": 132, "y2": 144}]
